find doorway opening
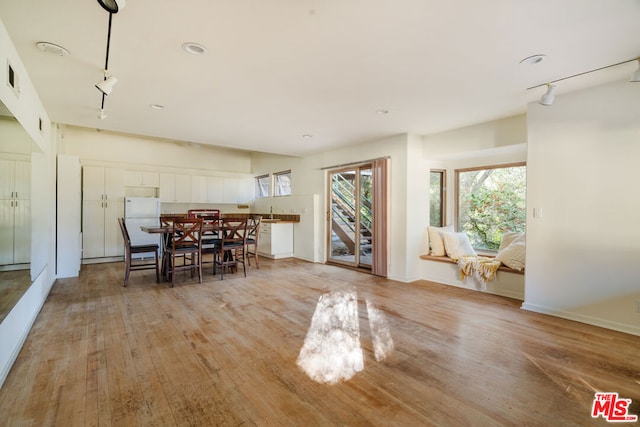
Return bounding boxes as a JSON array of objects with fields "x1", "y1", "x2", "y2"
[{"x1": 327, "y1": 165, "x2": 373, "y2": 270}]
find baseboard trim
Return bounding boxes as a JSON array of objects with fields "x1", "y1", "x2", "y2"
[{"x1": 521, "y1": 302, "x2": 640, "y2": 337}]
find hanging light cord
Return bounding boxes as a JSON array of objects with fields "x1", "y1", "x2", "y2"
[
  {"x1": 100, "y1": 13, "x2": 113, "y2": 110},
  {"x1": 527, "y1": 57, "x2": 638, "y2": 90}
]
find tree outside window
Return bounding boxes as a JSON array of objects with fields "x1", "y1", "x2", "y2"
[
  {"x1": 429, "y1": 170, "x2": 445, "y2": 227},
  {"x1": 456, "y1": 163, "x2": 526, "y2": 250}
]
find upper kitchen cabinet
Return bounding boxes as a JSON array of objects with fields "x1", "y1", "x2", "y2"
[
  {"x1": 124, "y1": 170, "x2": 159, "y2": 188},
  {"x1": 160, "y1": 173, "x2": 191, "y2": 202}
]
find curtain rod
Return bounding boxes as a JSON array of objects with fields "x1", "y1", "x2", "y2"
[{"x1": 320, "y1": 156, "x2": 390, "y2": 170}]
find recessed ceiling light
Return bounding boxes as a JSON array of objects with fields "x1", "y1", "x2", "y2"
[
  {"x1": 302, "y1": 134, "x2": 313, "y2": 139},
  {"x1": 149, "y1": 104, "x2": 164, "y2": 110},
  {"x1": 376, "y1": 109, "x2": 390, "y2": 115},
  {"x1": 36, "y1": 41, "x2": 70, "y2": 56},
  {"x1": 182, "y1": 42, "x2": 207, "y2": 55},
  {"x1": 520, "y1": 54, "x2": 546, "y2": 65}
]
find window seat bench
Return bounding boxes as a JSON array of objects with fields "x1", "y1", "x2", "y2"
[
  {"x1": 419, "y1": 254, "x2": 524, "y2": 300},
  {"x1": 419, "y1": 254, "x2": 525, "y2": 275}
]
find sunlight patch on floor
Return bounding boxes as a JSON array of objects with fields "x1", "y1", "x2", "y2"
[{"x1": 296, "y1": 287, "x2": 394, "y2": 384}]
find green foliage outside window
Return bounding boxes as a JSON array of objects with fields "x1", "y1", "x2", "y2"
[
  {"x1": 429, "y1": 171, "x2": 444, "y2": 227},
  {"x1": 458, "y1": 165, "x2": 526, "y2": 250}
]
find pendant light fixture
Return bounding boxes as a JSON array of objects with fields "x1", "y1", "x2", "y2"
[
  {"x1": 97, "y1": 0, "x2": 126, "y2": 14},
  {"x1": 95, "y1": 0, "x2": 125, "y2": 118}
]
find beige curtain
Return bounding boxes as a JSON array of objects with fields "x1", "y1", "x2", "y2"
[{"x1": 371, "y1": 158, "x2": 388, "y2": 277}]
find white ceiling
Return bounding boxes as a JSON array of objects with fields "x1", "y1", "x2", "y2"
[{"x1": 1, "y1": 1, "x2": 640, "y2": 156}]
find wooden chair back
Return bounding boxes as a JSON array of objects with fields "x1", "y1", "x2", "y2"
[
  {"x1": 170, "y1": 218, "x2": 203, "y2": 250},
  {"x1": 118, "y1": 218, "x2": 132, "y2": 252},
  {"x1": 220, "y1": 217, "x2": 248, "y2": 249}
]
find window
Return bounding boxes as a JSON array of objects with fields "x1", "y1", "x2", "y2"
[
  {"x1": 429, "y1": 170, "x2": 446, "y2": 227},
  {"x1": 456, "y1": 163, "x2": 526, "y2": 250},
  {"x1": 255, "y1": 174, "x2": 270, "y2": 198},
  {"x1": 274, "y1": 170, "x2": 291, "y2": 196}
]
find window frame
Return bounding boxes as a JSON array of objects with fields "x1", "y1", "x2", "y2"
[
  {"x1": 273, "y1": 170, "x2": 291, "y2": 197},
  {"x1": 255, "y1": 174, "x2": 270, "y2": 198},
  {"x1": 429, "y1": 169, "x2": 446, "y2": 227},
  {"x1": 455, "y1": 161, "x2": 526, "y2": 251}
]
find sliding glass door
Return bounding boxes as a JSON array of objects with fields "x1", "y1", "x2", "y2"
[{"x1": 328, "y1": 165, "x2": 373, "y2": 269}]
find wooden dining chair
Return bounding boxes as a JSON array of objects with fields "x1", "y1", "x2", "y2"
[
  {"x1": 197, "y1": 214, "x2": 222, "y2": 270},
  {"x1": 167, "y1": 217, "x2": 203, "y2": 287},
  {"x1": 159, "y1": 215, "x2": 187, "y2": 280},
  {"x1": 118, "y1": 218, "x2": 160, "y2": 287},
  {"x1": 245, "y1": 215, "x2": 262, "y2": 269},
  {"x1": 213, "y1": 217, "x2": 248, "y2": 280}
]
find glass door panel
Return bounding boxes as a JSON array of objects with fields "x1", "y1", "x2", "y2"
[{"x1": 328, "y1": 165, "x2": 372, "y2": 269}]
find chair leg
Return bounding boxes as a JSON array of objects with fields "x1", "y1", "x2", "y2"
[
  {"x1": 171, "y1": 253, "x2": 175, "y2": 288},
  {"x1": 253, "y1": 245, "x2": 259, "y2": 269},
  {"x1": 124, "y1": 254, "x2": 131, "y2": 287},
  {"x1": 155, "y1": 249, "x2": 160, "y2": 283},
  {"x1": 240, "y1": 250, "x2": 247, "y2": 277}
]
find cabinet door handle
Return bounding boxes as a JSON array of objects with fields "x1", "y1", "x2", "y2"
[
  {"x1": 14, "y1": 200, "x2": 17, "y2": 207},
  {"x1": 105, "y1": 194, "x2": 108, "y2": 200},
  {"x1": 15, "y1": 192, "x2": 18, "y2": 199}
]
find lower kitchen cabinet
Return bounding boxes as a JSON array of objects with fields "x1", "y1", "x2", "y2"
[{"x1": 257, "y1": 222, "x2": 293, "y2": 259}]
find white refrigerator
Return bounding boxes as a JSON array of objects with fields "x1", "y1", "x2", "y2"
[{"x1": 125, "y1": 197, "x2": 161, "y2": 259}]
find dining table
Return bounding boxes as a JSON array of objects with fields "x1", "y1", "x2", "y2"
[{"x1": 141, "y1": 220, "x2": 238, "y2": 279}]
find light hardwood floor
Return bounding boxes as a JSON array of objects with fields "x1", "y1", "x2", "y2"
[{"x1": 0, "y1": 258, "x2": 638, "y2": 426}]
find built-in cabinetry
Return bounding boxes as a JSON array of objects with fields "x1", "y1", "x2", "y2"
[
  {"x1": 124, "y1": 170, "x2": 159, "y2": 188},
  {"x1": 0, "y1": 158, "x2": 30, "y2": 265},
  {"x1": 257, "y1": 222, "x2": 294, "y2": 259},
  {"x1": 190, "y1": 175, "x2": 253, "y2": 204},
  {"x1": 82, "y1": 166, "x2": 124, "y2": 259},
  {"x1": 159, "y1": 173, "x2": 191, "y2": 202}
]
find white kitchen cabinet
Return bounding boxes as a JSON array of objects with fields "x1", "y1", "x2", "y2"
[
  {"x1": 223, "y1": 178, "x2": 239, "y2": 203},
  {"x1": 190, "y1": 175, "x2": 207, "y2": 203},
  {"x1": 207, "y1": 176, "x2": 224, "y2": 203},
  {"x1": 160, "y1": 173, "x2": 191, "y2": 202},
  {"x1": 0, "y1": 159, "x2": 30, "y2": 265},
  {"x1": 257, "y1": 222, "x2": 293, "y2": 259},
  {"x1": 238, "y1": 177, "x2": 254, "y2": 203},
  {"x1": 221, "y1": 176, "x2": 254, "y2": 204},
  {"x1": 82, "y1": 166, "x2": 124, "y2": 259},
  {"x1": 124, "y1": 170, "x2": 159, "y2": 187}
]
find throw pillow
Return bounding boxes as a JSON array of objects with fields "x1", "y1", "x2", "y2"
[
  {"x1": 441, "y1": 231, "x2": 477, "y2": 260},
  {"x1": 498, "y1": 231, "x2": 524, "y2": 251},
  {"x1": 495, "y1": 234, "x2": 526, "y2": 271},
  {"x1": 427, "y1": 225, "x2": 454, "y2": 256}
]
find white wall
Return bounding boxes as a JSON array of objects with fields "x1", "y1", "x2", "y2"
[
  {"x1": 251, "y1": 133, "x2": 428, "y2": 282},
  {"x1": 524, "y1": 80, "x2": 640, "y2": 336},
  {"x1": 0, "y1": 17, "x2": 55, "y2": 389},
  {"x1": 59, "y1": 125, "x2": 252, "y2": 173}
]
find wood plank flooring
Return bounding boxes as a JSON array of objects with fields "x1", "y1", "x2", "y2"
[{"x1": 0, "y1": 258, "x2": 638, "y2": 426}]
